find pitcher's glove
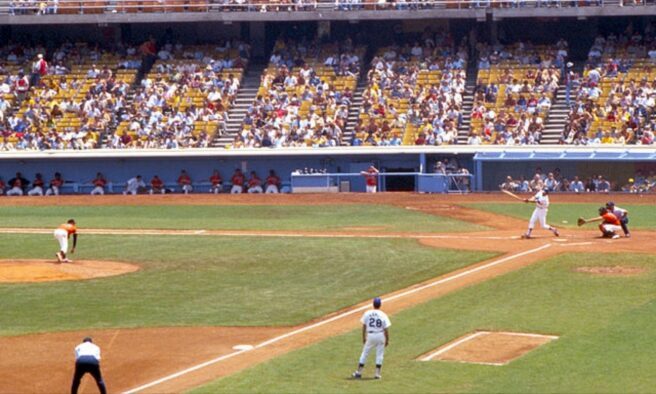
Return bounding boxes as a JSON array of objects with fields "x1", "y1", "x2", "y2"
[{"x1": 577, "y1": 217, "x2": 586, "y2": 226}]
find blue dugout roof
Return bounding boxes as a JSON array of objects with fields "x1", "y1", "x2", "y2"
[{"x1": 474, "y1": 149, "x2": 656, "y2": 161}]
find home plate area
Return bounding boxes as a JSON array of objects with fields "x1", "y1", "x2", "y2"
[{"x1": 419, "y1": 331, "x2": 558, "y2": 366}]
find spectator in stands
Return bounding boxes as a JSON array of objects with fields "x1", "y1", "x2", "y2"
[
  {"x1": 30, "y1": 53, "x2": 48, "y2": 87},
  {"x1": 544, "y1": 172, "x2": 559, "y2": 192},
  {"x1": 247, "y1": 171, "x2": 263, "y2": 193},
  {"x1": 230, "y1": 168, "x2": 245, "y2": 193},
  {"x1": 177, "y1": 169, "x2": 193, "y2": 194},
  {"x1": 569, "y1": 176, "x2": 585, "y2": 193},
  {"x1": 209, "y1": 170, "x2": 223, "y2": 194},
  {"x1": 0, "y1": 177, "x2": 4, "y2": 195},
  {"x1": 597, "y1": 175, "x2": 611, "y2": 192},
  {"x1": 499, "y1": 175, "x2": 517, "y2": 191},
  {"x1": 90, "y1": 173, "x2": 107, "y2": 195},
  {"x1": 265, "y1": 169, "x2": 281, "y2": 193},
  {"x1": 124, "y1": 175, "x2": 146, "y2": 195},
  {"x1": 46, "y1": 172, "x2": 64, "y2": 196},
  {"x1": 27, "y1": 173, "x2": 45, "y2": 196},
  {"x1": 6, "y1": 172, "x2": 29, "y2": 196}
]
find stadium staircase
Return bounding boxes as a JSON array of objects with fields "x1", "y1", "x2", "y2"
[
  {"x1": 540, "y1": 84, "x2": 569, "y2": 144},
  {"x1": 341, "y1": 80, "x2": 366, "y2": 146},
  {"x1": 211, "y1": 64, "x2": 266, "y2": 147},
  {"x1": 456, "y1": 66, "x2": 478, "y2": 144}
]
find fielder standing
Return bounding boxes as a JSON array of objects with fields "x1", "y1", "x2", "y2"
[
  {"x1": 71, "y1": 336, "x2": 107, "y2": 394},
  {"x1": 522, "y1": 188, "x2": 559, "y2": 239},
  {"x1": 54, "y1": 219, "x2": 77, "y2": 263},
  {"x1": 352, "y1": 297, "x2": 390, "y2": 380}
]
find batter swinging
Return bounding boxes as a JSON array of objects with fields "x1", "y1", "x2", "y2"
[{"x1": 522, "y1": 189, "x2": 559, "y2": 239}]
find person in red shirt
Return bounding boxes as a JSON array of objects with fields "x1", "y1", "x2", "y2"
[
  {"x1": 265, "y1": 170, "x2": 281, "y2": 194},
  {"x1": 27, "y1": 173, "x2": 45, "y2": 196},
  {"x1": 149, "y1": 175, "x2": 165, "y2": 195},
  {"x1": 30, "y1": 53, "x2": 48, "y2": 87},
  {"x1": 209, "y1": 170, "x2": 223, "y2": 194},
  {"x1": 247, "y1": 171, "x2": 263, "y2": 194},
  {"x1": 0, "y1": 177, "x2": 5, "y2": 195},
  {"x1": 231, "y1": 169, "x2": 245, "y2": 194},
  {"x1": 177, "y1": 170, "x2": 193, "y2": 194},
  {"x1": 360, "y1": 165, "x2": 380, "y2": 193},
  {"x1": 6, "y1": 172, "x2": 29, "y2": 196},
  {"x1": 14, "y1": 71, "x2": 30, "y2": 102},
  {"x1": 46, "y1": 172, "x2": 64, "y2": 196},
  {"x1": 90, "y1": 172, "x2": 107, "y2": 195},
  {"x1": 53, "y1": 219, "x2": 77, "y2": 263},
  {"x1": 579, "y1": 207, "x2": 622, "y2": 239}
]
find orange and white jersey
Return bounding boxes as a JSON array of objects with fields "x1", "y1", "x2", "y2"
[{"x1": 58, "y1": 223, "x2": 77, "y2": 236}]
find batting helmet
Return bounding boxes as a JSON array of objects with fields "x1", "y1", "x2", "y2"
[
  {"x1": 373, "y1": 297, "x2": 382, "y2": 308},
  {"x1": 598, "y1": 206, "x2": 607, "y2": 215}
]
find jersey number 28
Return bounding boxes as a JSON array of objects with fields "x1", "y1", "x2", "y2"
[{"x1": 368, "y1": 317, "x2": 383, "y2": 328}]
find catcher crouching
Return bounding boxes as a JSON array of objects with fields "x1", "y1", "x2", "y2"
[{"x1": 577, "y1": 207, "x2": 623, "y2": 239}]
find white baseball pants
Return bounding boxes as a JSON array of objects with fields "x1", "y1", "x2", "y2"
[
  {"x1": 54, "y1": 228, "x2": 68, "y2": 253},
  {"x1": 28, "y1": 186, "x2": 44, "y2": 196},
  {"x1": 90, "y1": 186, "x2": 104, "y2": 195},
  {"x1": 601, "y1": 224, "x2": 622, "y2": 234},
  {"x1": 248, "y1": 186, "x2": 263, "y2": 194},
  {"x1": 6, "y1": 186, "x2": 23, "y2": 196},
  {"x1": 358, "y1": 332, "x2": 386, "y2": 365},
  {"x1": 528, "y1": 207, "x2": 550, "y2": 229},
  {"x1": 46, "y1": 186, "x2": 60, "y2": 196},
  {"x1": 265, "y1": 185, "x2": 279, "y2": 193},
  {"x1": 231, "y1": 185, "x2": 243, "y2": 194},
  {"x1": 366, "y1": 185, "x2": 377, "y2": 193}
]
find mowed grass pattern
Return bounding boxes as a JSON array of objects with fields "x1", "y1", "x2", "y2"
[
  {"x1": 0, "y1": 205, "x2": 486, "y2": 233},
  {"x1": 467, "y1": 203, "x2": 656, "y2": 229},
  {"x1": 194, "y1": 253, "x2": 656, "y2": 393},
  {"x1": 0, "y1": 234, "x2": 494, "y2": 336}
]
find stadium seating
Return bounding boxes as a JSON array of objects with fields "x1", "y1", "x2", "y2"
[
  {"x1": 467, "y1": 42, "x2": 564, "y2": 145},
  {"x1": 230, "y1": 39, "x2": 363, "y2": 148}
]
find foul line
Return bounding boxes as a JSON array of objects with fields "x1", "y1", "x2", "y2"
[
  {"x1": 0, "y1": 227, "x2": 515, "y2": 240},
  {"x1": 123, "y1": 243, "x2": 552, "y2": 394}
]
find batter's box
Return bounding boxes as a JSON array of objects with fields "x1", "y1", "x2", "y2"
[{"x1": 418, "y1": 331, "x2": 558, "y2": 366}]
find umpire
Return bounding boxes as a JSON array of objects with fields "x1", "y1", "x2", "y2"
[{"x1": 71, "y1": 337, "x2": 107, "y2": 394}]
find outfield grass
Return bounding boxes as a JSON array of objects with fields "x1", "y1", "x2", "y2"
[
  {"x1": 194, "y1": 253, "x2": 656, "y2": 393},
  {"x1": 0, "y1": 234, "x2": 494, "y2": 336},
  {"x1": 0, "y1": 205, "x2": 485, "y2": 233},
  {"x1": 467, "y1": 203, "x2": 656, "y2": 229}
]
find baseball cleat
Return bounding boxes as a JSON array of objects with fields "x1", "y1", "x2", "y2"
[
  {"x1": 352, "y1": 372, "x2": 361, "y2": 379},
  {"x1": 374, "y1": 374, "x2": 382, "y2": 380},
  {"x1": 55, "y1": 252, "x2": 63, "y2": 263},
  {"x1": 611, "y1": 234, "x2": 620, "y2": 239},
  {"x1": 625, "y1": 234, "x2": 631, "y2": 238},
  {"x1": 521, "y1": 234, "x2": 531, "y2": 239},
  {"x1": 554, "y1": 229, "x2": 560, "y2": 237}
]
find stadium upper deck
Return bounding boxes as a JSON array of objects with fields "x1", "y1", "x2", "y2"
[{"x1": 0, "y1": 0, "x2": 654, "y2": 24}]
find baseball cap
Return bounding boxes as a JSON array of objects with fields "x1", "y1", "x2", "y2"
[
  {"x1": 373, "y1": 297, "x2": 382, "y2": 308},
  {"x1": 83, "y1": 336, "x2": 93, "y2": 343}
]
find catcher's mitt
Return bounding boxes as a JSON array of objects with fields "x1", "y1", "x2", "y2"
[{"x1": 577, "y1": 217, "x2": 586, "y2": 226}]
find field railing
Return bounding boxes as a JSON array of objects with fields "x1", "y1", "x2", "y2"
[{"x1": 1, "y1": 0, "x2": 651, "y2": 15}]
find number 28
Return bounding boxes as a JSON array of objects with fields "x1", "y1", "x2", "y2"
[{"x1": 368, "y1": 317, "x2": 383, "y2": 328}]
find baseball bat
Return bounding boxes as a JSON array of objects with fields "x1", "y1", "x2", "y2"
[{"x1": 500, "y1": 189, "x2": 524, "y2": 201}]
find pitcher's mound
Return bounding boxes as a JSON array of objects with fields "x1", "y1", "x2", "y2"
[
  {"x1": 0, "y1": 260, "x2": 140, "y2": 283},
  {"x1": 419, "y1": 331, "x2": 558, "y2": 366}
]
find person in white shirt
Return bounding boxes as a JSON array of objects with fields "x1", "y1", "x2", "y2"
[
  {"x1": 71, "y1": 337, "x2": 106, "y2": 394},
  {"x1": 123, "y1": 175, "x2": 146, "y2": 195},
  {"x1": 522, "y1": 189, "x2": 560, "y2": 239},
  {"x1": 352, "y1": 297, "x2": 391, "y2": 380}
]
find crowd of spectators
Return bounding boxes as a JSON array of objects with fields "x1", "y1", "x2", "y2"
[
  {"x1": 467, "y1": 40, "x2": 567, "y2": 145},
  {"x1": 230, "y1": 38, "x2": 362, "y2": 148},
  {"x1": 106, "y1": 40, "x2": 249, "y2": 149},
  {"x1": 353, "y1": 31, "x2": 468, "y2": 147},
  {"x1": 0, "y1": 41, "x2": 141, "y2": 151},
  {"x1": 497, "y1": 166, "x2": 646, "y2": 193},
  {"x1": 561, "y1": 27, "x2": 656, "y2": 145}
]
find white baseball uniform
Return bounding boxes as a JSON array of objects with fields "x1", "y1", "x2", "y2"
[
  {"x1": 358, "y1": 309, "x2": 391, "y2": 366},
  {"x1": 54, "y1": 228, "x2": 68, "y2": 253},
  {"x1": 528, "y1": 190, "x2": 551, "y2": 230}
]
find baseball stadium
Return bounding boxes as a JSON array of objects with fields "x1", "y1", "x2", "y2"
[{"x1": 1, "y1": 3, "x2": 656, "y2": 393}]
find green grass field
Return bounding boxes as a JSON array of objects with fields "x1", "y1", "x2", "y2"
[
  {"x1": 0, "y1": 205, "x2": 486, "y2": 233},
  {"x1": 467, "y1": 203, "x2": 656, "y2": 229},
  {"x1": 0, "y1": 233, "x2": 494, "y2": 336},
  {"x1": 194, "y1": 253, "x2": 656, "y2": 393}
]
